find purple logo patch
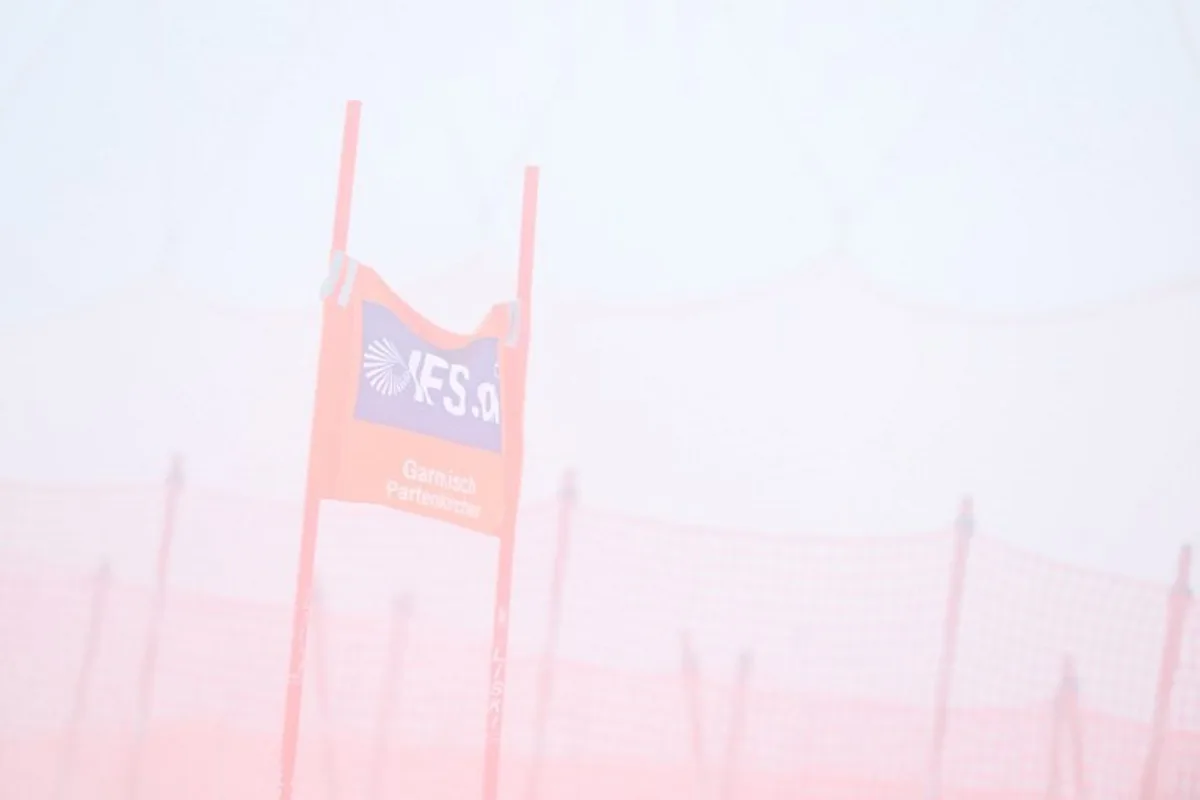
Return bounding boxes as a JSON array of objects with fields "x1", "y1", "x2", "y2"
[{"x1": 354, "y1": 301, "x2": 503, "y2": 453}]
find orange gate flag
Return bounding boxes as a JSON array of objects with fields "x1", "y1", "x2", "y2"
[{"x1": 313, "y1": 252, "x2": 524, "y2": 537}]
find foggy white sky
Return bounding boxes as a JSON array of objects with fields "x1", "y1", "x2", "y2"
[{"x1": 2, "y1": 0, "x2": 1199, "y2": 321}]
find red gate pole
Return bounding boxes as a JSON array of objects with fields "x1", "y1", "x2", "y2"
[
  {"x1": 480, "y1": 164, "x2": 541, "y2": 800},
  {"x1": 311, "y1": 586, "x2": 339, "y2": 800},
  {"x1": 126, "y1": 454, "x2": 185, "y2": 800},
  {"x1": 369, "y1": 594, "x2": 413, "y2": 800},
  {"x1": 526, "y1": 470, "x2": 578, "y2": 800},
  {"x1": 278, "y1": 99, "x2": 362, "y2": 800},
  {"x1": 1139, "y1": 544, "x2": 1192, "y2": 800},
  {"x1": 54, "y1": 561, "x2": 112, "y2": 800},
  {"x1": 926, "y1": 497, "x2": 974, "y2": 800}
]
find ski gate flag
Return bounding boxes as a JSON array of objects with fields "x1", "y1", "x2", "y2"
[
  {"x1": 276, "y1": 105, "x2": 538, "y2": 800},
  {"x1": 312, "y1": 255, "x2": 525, "y2": 537}
]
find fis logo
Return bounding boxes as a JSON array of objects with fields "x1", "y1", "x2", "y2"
[
  {"x1": 354, "y1": 302, "x2": 502, "y2": 452},
  {"x1": 362, "y1": 337, "x2": 502, "y2": 424}
]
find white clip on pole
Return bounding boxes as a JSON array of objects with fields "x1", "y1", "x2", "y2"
[
  {"x1": 320, "y1": 251, "x2": 359, "y2": 308},
  {"x1": 505, "y1": 300, "x2": 521, "y2": 348}
]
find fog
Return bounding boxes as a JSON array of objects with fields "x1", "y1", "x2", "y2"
[{"x1": 2, "y1": 1, "x2": 1200, "y2": 798}]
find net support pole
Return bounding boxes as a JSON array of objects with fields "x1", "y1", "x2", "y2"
[
  {"x1": 54, "y1": 561, "x2": 112, "y2": 800},
  {"x1": 1065, "y1": 659, "x2": 1086, "y2": 798},
  {"x1": 279, "y1": 99, "x2": 362, "y2": 800},
  {"x1": 480, "y1": 164, "x2": 541, "y2": 800},
  {"x1": 369, "y1": 594, "x2": 413, "y2": 800},
  {"x1": 681, "y1": 630, "x2": 707, "y2": 788},
  {"x1": 125, "y1": 454, "x2": 185, "y2": 800},
  {"x1": 1047, "y1": 664, "x2": 1064, "y2": 799},
  {"x1": 1139, "y1": 544, "x2": 1192, "y2": 800},
  {"x1": 527, "y1": 470, "x2": 578, "y2": 800},
  {"x1": 1046, "y1": 656, "x2": 1085, "y2": 799},
  {"x1": 926, "y1": 496, "x2": 974, "y2": 800},
  {"x1": 720, "y1": 650, "x2": 754, "y2": 800}
]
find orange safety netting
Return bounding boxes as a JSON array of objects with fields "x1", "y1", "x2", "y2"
[{"x1": 0, "y1": 480, "x2": 1195, "y2": 799}]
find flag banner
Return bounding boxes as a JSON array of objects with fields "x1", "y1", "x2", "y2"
[{"x1": 314, "y1": 260, "x2": 520, "y2": 537}]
